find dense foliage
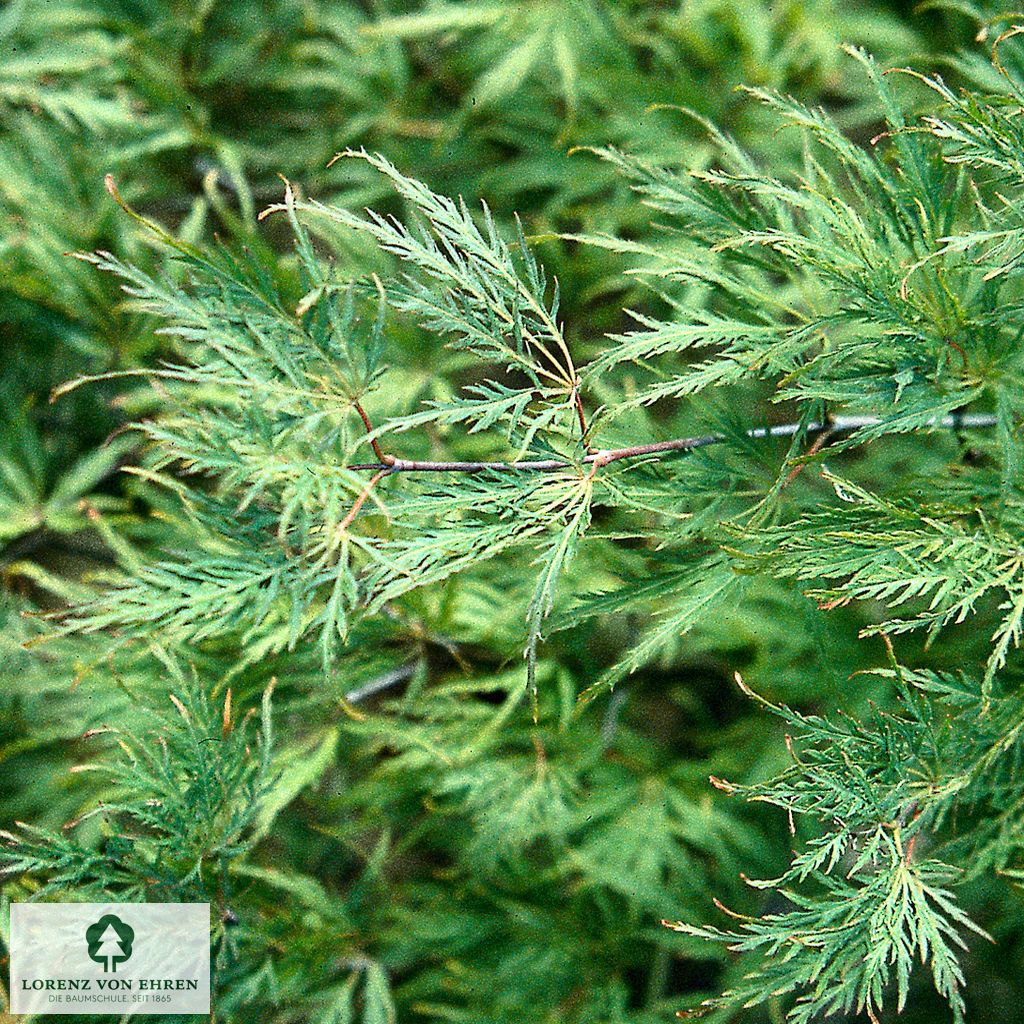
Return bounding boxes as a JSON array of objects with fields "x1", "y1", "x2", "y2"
[{"x1": 5, "y1": 2, "x2": 1024, "y2": 1023}]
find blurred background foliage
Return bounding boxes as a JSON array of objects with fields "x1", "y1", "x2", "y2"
[{"x1": 2, "y1": 1, "x2": 1023, "y2": 1022}]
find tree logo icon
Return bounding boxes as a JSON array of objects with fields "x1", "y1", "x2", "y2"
[{"x1": 85, "y1": 914, "x2": 135, "y2": 973}]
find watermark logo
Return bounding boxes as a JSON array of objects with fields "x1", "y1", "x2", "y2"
[
  {"x1": 85, "y1": 913, "x2": 135, "y2": 972},
  {"x1": 9, "y1": 902, "x2": 209, "y2": 1015}
]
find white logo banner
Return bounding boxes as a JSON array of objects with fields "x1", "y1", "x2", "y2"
[{"x1": 10, "y1": 902, "x2": 210, "y2": 1015}]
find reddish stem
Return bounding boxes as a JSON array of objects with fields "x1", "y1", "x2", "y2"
[
  {"x1": 339, "y1": 469, "x2": 391, "y2": 531},
  {"x1": 353, "y1": 400, "x2": 391, "y2": 464}
]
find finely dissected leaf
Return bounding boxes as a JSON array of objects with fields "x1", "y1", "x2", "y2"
[{"x1": 9, "y1": 8, "x2": 1024, "y2": 1024}]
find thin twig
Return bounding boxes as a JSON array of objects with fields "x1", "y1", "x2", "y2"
[
  {"x1": 353, "y1": 400, "x2": 391, "y2": 464},
  {"x1": 600, "y1": 687, "x2": 631, "y2": 749},
  {"x1": 780, "y1": 427, "x2": 834, "y2": 491},
  {"x1": 339, "y1": 469, "x2": 391, "y2": 531},
  {"x1": 344, "y1": 662, "x2": 418, "y2": 704},
  {"x1": 348, "y1": 412, "x2": 997, "y2": 474},
  {"x1": 573, "y1": 386, "x2": 588, "y2": 441}
]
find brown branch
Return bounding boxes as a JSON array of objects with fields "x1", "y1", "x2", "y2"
[
  {"x1": 353, "y1": 400, "x2": 391, "y2": 465},
  {"x1": 779, "y1": 427, "x2": 834, "y2": 491},
  {"x1": 347, "y1": 412, "x2": 998, "y2": 475},
  {"x1": 572, "y1": 386, "x2": 588, "y2": 441},
  {"x1": 349, "y1": 434, "x2": 722, "y2": 474},
  {"x1": 339, "y1": 469, "x2": 391, "y2": 531}
]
